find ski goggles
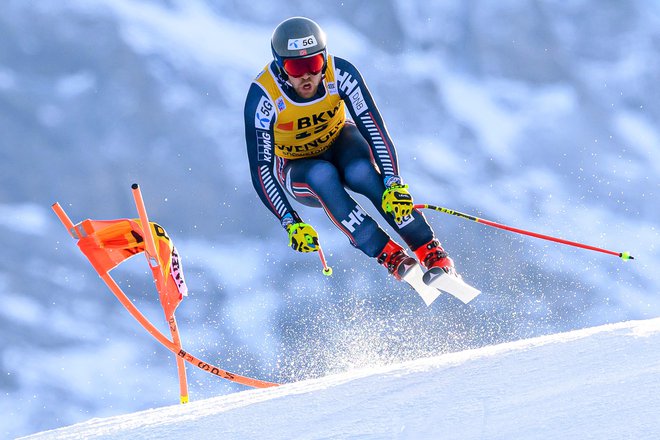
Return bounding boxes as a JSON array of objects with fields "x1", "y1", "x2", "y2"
[{"x1": 283, "y1": 53, "x2": 325, "y2": 78}]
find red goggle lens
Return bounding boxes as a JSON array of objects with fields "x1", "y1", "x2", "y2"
[{"x1": 283, "y1": 54, "x2": 324, "y2": 78}]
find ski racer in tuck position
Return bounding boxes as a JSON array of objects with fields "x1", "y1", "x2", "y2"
[{"x1": 244, "y1": 16, "x2": 456, "y2": 285}]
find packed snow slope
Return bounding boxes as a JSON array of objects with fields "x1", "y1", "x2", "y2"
[
  {"x1": 23, "y1": 317, "x2": 660, "y2": 440},
  {"x1": 2, "y1": 1, "x2": 659, "y2": 438}
]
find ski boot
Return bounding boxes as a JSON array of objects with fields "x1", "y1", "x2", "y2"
[
  {"x1": 414, "y1": 239, "x2": 456, "y2": 276},
  {"x1": 377, "y1": 239, "x2": 417, "y2": 280}
]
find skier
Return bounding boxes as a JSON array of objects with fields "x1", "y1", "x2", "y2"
[{"x1": 244, "y1": 16, "x2": 456, "y2": 282}]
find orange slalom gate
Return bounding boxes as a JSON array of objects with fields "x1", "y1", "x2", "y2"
[{"x1": 52, "y1": 184, "x2": 278, "y2": 403}]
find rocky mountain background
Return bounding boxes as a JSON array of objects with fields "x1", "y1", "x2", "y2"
[{"x1": 2, "y1": 1, "x2": 658, "y2": 437}]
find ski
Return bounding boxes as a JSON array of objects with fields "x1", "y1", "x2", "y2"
[
  {"x1": 422, "y1": 267, "x2": 481, "y2": 304},
  {"x1": 400, "y1": 262, "x2": 444, "y2": 306}
]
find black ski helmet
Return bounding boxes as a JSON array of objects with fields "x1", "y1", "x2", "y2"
[{"x1": 271, "y1": 17, "x2": 327, "y2": 73}]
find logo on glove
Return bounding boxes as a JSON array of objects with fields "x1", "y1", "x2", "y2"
[
  {"x1": 287, "y1": 223, "x2": 320, "y2": 253},
  {"x1": 382, "y1": 184, "x2": 414, "y2": 223}
]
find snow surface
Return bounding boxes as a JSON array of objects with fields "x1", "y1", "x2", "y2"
[
  {"x1": 3, "y1": 1, "x2": 659, "y2": 438},
  {"x1": 22, "y1": 317, "x2": 660, "y2": 440}
]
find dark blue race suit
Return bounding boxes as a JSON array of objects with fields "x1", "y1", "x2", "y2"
[{"x1": 244, "y1": 56, "x2": 434, "y2": 257}]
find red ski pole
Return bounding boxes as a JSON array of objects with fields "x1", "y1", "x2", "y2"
[
  {"x1": 415, "y1": 204, "x2": 634, "y2": 261},
  {"x1": 317, "y1": 244, "x2": 333, "y2": 276}
]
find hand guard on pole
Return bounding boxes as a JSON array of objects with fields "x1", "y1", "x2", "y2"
[{"x1": 382, "y1": 177, "x2": 414, "y2": 223}]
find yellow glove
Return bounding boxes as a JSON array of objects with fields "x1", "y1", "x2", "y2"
[
  {"x1": 287, "y1": 222, "x2": 320, "y2": 253},
  {"x1": 382, "y1": 182, "x2": 413, "y2": 223}
]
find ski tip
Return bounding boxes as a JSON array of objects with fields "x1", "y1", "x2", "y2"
[
  {"x1": 620, "y1": 251, "x2": 634, "y2": 261},
  {"x1": 131, "y1": 183, "x2": 139, "y2": 190}
]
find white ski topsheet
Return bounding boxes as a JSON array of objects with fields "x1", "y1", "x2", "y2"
[
  {"x1": 401, "y1": 263, "x2": 481, "y2": 306},
  {"x1": 423, "y1": 267, "x2": 481, "y2": 304},
  {"x1": 401, "y1": 263, "x2": 443, "y2": 306}
]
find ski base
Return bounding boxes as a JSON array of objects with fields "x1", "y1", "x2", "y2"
[{"x1": 422, "y1": 267, "x2": 481, "y2": 304}]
